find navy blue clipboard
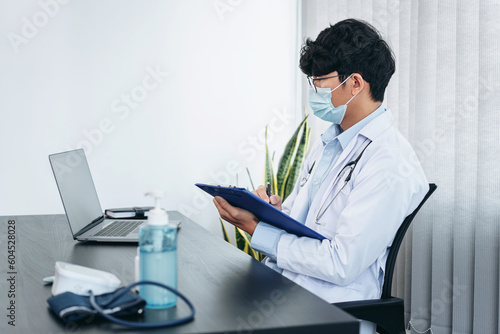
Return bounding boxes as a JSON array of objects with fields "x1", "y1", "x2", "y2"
[{"x1": 195, "y1": 183, "x2": 326, "y2": 240}]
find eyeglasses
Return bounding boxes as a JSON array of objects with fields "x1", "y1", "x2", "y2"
[{"x1": 307, "y1": 75, "x2": 342, "y2": 93}]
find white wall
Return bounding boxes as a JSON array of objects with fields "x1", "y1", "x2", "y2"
[{"x1": 0, "y1": 0, "x2": 302, "y2": 236}]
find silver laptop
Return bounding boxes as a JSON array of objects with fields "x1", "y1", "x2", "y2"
[{"x1": 49, "y1": 149, "x2": 148, "y2": 242}]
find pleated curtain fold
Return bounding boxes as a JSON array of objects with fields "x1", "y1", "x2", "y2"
[{"x1": 301, "y1": 1, "x2": 500, "y2": 333}]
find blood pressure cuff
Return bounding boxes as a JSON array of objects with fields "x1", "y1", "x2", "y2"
[{"x1": 47, "y1": 288, "x2": 146, "y2": 323}]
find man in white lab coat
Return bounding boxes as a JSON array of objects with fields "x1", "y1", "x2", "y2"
[{"x1": 213, "y1": 18, "x2": 428, "y2": 333}]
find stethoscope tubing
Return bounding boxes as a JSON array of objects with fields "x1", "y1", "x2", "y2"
[{"x1": 312, "y1": 140, "x2": 373, "y2": 225}]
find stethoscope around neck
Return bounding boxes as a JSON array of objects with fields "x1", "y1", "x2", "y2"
[{"x1": 299, "y1": 140, "x2": 372, "y2": 226}]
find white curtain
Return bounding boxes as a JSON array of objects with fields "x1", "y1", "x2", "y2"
[{"x1": 301, "y1": 1, "x2": 500, "y2": 333}]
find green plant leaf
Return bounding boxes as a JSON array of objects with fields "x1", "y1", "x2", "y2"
[
  {"x1": 235, "y1": 226, "x2": 247, "y2": 252},
  {"x1": 216, "y1": 114, "x2": 311, "y2": 263},
  {"x1": 246, "y1": 167, "x2": 255, "y2": 191},
  {"x1": 276, "y1": 116, "x2": 308, "y2": 198},
  {"x1": 234, "y1": 226, "x2": 265, "y2": 260},
  {"x1": 263, "y1": 126, "x2": 277, "y2": 194},
  {"x1": 235, "y1": 227, "x2": 260, "y2": 258},
  {"x1": 242, "y1": 229, "x2": 252, "y2": 243},
  {"x1": 302, "y1": 107, "x2": 311, "y2": 153},
  {"x1": 283, "y1": 119, "x2": 311, "y2": 200},
  {"x1": 220, "y1": 219, "x2": 230, "y2": 243},
  {"x1": 242, "y1": 230, "x2": 259, "y2": 259},
  {"x1": 305, "y1": 122, "x2": 311, "y2": 152}
]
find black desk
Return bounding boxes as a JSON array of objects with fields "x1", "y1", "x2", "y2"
[{"x1": 0, "y1": 213, "x2": 358, "y2": 333}]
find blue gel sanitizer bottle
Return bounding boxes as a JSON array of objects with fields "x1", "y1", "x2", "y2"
[{"x1": 139, "y1": 190, "x2": 177, "y2": 309}]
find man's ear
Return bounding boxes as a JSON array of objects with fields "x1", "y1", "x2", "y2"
[{"x1": 351, "y1": 73, "x2": 365, "y2": 95}]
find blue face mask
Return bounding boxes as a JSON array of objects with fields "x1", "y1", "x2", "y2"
[{"x1": 308, "y1": 73, "x2": 359, "y2": 124}]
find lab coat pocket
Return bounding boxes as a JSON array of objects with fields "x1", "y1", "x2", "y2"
[
  {"x1": 317, "y1": 182, "x2": 353, "y2": 236},
  {"x1": 339, "y1": 181, "x2": 353, "y2": 196}
]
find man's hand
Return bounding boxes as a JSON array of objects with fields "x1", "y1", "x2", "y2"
[
  {"x1": 213, "y1": 196, "x2": 259, "y2": 235},
  {"x1": 252, "y1": 185, "x2": 283, "y2": 211},
  {"x1": 213, "y1": 185, "x2": 283, "y2": 236}
]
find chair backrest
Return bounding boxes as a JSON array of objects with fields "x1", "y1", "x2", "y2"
[{"x1": 381, "y1": 183, "x2": 437, "y2": 299}]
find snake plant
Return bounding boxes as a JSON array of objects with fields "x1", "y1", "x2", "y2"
[{"x1": 221, "y1": 115, "x2": 311, "y2": 261}]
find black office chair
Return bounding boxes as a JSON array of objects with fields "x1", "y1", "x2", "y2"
[{"x1": 334, "y1": 183, "x2": 437, "y2": 334}]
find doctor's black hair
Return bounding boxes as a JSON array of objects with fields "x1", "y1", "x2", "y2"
[{"x1": 299, "y1": 19, "x2": 395, "y2": 102}]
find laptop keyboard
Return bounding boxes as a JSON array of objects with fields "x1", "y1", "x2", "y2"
[{"x1": 93, "y1": 220, "x2": 143, "y2": 237}]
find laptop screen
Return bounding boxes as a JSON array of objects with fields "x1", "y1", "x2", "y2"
[{"x1": 49, "y1": 149, "x2": 103, "y2": 236}]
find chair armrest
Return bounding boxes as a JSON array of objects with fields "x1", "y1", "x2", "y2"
[{"x1": 335, "y1": 296, "x2": 403, "y2": 312}]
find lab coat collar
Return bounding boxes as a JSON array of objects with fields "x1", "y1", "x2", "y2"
[
  {"x1": 337, "y1": 105, "x2": 386, "y2": 149},
  {"x1": 320, "y1": 105, "x2": 388, "y2": 149},
  {"x1": 357, "y1": 107, "x2": 393, "y2": 141},
  {"x1": 327, "y1": 108, "x2": 394, "y2": 174},
  {"x1": 311, "y1": 109, "x2": 395, "y2": 224}
]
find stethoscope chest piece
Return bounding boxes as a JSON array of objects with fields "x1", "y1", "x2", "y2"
[
  {"x1": 300, "y1": 161, "x2": 316, "y2": 187},
  {"x1": 300, "y1": 177, "x2": 308, "y2": 187}
]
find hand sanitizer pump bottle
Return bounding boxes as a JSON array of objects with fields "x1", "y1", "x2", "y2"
[{"x1": 139, "y1": 191, "x2": 177, "y2": 309}]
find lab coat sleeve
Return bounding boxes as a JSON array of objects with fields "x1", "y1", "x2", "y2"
[{"x1": 276, "y1": 148, "x2": 428, "y2": 286}]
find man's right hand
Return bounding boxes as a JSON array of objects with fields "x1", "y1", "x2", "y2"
[{"x1": 252, "y1": 185, "x2": 283, "y2": 211}]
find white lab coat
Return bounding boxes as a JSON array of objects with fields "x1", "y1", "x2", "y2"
[{"x1": 263, "y1": 110, "x2": 428, "y2": 303}]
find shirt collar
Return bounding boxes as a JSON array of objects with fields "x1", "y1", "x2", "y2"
[
  {"x1": 321, "y1": 105, "x2": 386, "y2": 149},
  {"x1": 321, "y1": 124, "x2": 342, "y2": 146}
]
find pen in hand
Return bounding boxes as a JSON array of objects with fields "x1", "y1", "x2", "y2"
[
  {"x1": 264, "y1": 182, "x2": 282, "y2": 210},
  {"x1": 266, "y1": 182, "x2": 272, "y2": 197}
]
